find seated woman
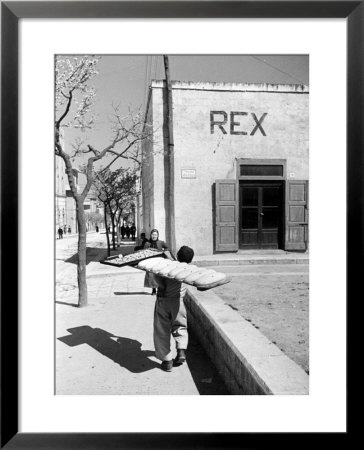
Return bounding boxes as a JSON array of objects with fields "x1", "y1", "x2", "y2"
[{"x1": 144, "y1": 229, "x2": 168, "y2": 295}]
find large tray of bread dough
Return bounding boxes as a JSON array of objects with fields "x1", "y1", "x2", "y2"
[
  {"x1": 137, "y1": 257, "x2": 230, "y2": 291},
  {"x1": 100, "y1": 248, "x2": 164, "y2": 267}
]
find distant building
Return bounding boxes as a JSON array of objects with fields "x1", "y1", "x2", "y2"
[
  {"x1": 56, "y1": 157, "x2": 80, "y2": 234},
  {"x1": 141, "y1": 80, "x2": 309, "y2": 255},
  {"x1": 55, "y1": 159, "x2": 104, "y2": 234},
  {"x1": 55, "y1": 156, "x2": 67, "y2": 231}
]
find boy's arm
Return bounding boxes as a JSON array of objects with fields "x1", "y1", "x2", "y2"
[
  {"x1": 154, "y1": 274, "x2": 166, "y2": 291},
  {"x1": 164, "y1": 250, "x2": 176, "y2": 261}
]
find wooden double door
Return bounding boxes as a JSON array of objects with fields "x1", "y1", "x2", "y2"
[{"x1": 239, "y1": 181, "x2": 284, "y2": 249}]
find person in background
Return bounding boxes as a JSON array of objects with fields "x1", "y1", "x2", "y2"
[
  {"x1": 125, "y1": 224, "x2": 131, "y2": 239},
  {"x1": 57, "y1": 227, "x2": 63, "y2": 239},
  {"x1": 68, "y1": 226, "x2": 71, "y2": 234},
  {"x1": 120, "y1": 223, "x2": 125, "y2": 239},
  {"x1": 63, "y1": 225, "x2": 67, "y2": 235},
  {"x1": 153, "y1": 245, "x2": 194, "y2": 372},
  {"x1": 95, "y1": 225, "x2": 99, "y2": 232},
  {"x1": 144, "y1": 229, "x2": 168, "y2": 295},
  {"x1": 130, "y1": 223, "x2": 136, "y2": 240},
  {"x1": 134, "y1": 232, "x2": 149, "y2": 251}
]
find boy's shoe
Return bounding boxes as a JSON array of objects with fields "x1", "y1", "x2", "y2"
[
  {"x1": 151, "y1": 288, "x2": 157, "y2": 295},
  {"x1": 173, "y1": 349, "x2": 186, "y2": 366},
  {"x1": 161, "y1": 360, "x2": 173, "y2": 372}
]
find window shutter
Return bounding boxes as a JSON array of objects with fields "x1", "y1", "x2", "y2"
[
  {"x1": 285, "y1": 180, "x2": 308, "y2": 251},
  {"x1": 215, "y1": 180, "x2": 239, "y2": 252}
]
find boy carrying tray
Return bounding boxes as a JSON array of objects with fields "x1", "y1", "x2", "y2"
[{"x1": 153, "y1": 245, "x2": 194, "y2": 372}]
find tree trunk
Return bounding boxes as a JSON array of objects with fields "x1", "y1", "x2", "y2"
[
  {"x1": 109, "y1": 205, "x2": 116, "y2": 250},
  {"x1": 112, "y1": 219, "x2": 116, "y2": 250},
  {"x1": 116, "y1": 211, "x2": 122, "y2": 247},
  {"x1": 104, "y1": 203, "x2": 111, "y2": 257},
  {"x1": 76, "y1": 199, "x2": 88, "y2": 307}
]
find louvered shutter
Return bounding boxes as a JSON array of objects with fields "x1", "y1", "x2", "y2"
[{"x1": 215, "y1": 180, "x2": 239, "y2": 251}]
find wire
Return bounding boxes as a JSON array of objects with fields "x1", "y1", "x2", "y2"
[{"x1": 250, "y1": 56, "x2": 305, "y2": 84}]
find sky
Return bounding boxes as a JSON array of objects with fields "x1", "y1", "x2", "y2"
[{"x1": 61, "y1": 54, "x2": 309, "y2": 169}]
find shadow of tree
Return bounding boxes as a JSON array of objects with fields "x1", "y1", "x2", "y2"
[
  {"x1": 114, "y1": 291, "x2": 148, "y2": 296},
  {"x1": 56, "y1": 300, "x2": 79, "y2": 307},
  {"x1": 65, "y1": 244, "x2": 137, "y2": 265},
  {"x1": 65, "y1": 247, "x2": 107, "y2": 265},
  {"x1": 58, "y1": 326, "x2": 159, "y2": 373}
]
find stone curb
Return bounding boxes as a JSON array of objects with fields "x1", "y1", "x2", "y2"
[
  {"x1": 184, "y1": 287, "x2": 309, "y2": 395},
  {"x1": 195, "y1": 258, "x2": 309, "y2": 267}
]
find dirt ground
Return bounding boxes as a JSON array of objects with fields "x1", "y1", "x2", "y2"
[{"x1": 214, "y1": 266, "x2": 309, "y2": 373}]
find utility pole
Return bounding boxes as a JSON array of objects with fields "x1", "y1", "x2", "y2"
[{"x1": 163, "y1": 55, "x2": 176, "y2": 254}]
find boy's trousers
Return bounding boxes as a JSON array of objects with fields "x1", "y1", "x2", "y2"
[{"x1": 153, "y1": 296, "x2": 188, "y2": 361}]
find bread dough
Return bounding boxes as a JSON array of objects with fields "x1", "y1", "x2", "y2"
[
  {"x1": 138, "y1": 257, "x2": 165, "y2": 270},
  {"x1": 174, "y1": 265, "x2": 200, "y2": 281},
  {"x1": 183, "y1": 269, "x2": 214, "y2": 284},
  {"x1": 193, "y1": 271, "x2": 226, "y2": 288}
]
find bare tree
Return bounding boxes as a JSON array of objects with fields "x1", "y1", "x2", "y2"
[
  {"x1": 55, "y1": 55, "x2": 152, "y2": 306},
  {"x1": 94, "y1": 168, "x2": 138, "y2": 255}
]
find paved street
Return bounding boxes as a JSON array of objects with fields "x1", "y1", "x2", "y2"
[{"x1": 56, "y1": 232, "x2": 229, "y2": 395}]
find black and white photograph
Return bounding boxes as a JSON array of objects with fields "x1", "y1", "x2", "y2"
[
  {"x1": 1, "y1": 0, "x2": 355, "y2": 443},
  {"x1": 55, "y1": 54, "x2": 309, "y2": 396}
]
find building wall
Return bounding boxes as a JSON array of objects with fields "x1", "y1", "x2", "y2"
[
  {"x1": 56, "y1": 196, "x2": 67, "y2": 230},
  {"x1": 146, "y1": 81, "x2": 309, "y2": 255},
  {"x1": 142, "y1": 93, "x2": 166, "y2": 239},
  {"x1": 65, "y1": 194, "x2": 76, "y2": 233},
  {"x1": 55, "y1": 156, "x2": 67, "y2": 230}
]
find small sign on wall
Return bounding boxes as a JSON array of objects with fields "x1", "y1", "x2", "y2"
[{"x1": 181, "y1": 168, "x2": 196, "y2": 179}]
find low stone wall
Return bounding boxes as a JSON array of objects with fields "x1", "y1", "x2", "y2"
[{"x1": 185, "y1": 287, "x2": 309, "y2": 395}]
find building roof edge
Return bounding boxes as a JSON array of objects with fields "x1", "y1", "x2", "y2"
[{"x1": 150, "y1": 79, "x2": 309, "y2": 93}]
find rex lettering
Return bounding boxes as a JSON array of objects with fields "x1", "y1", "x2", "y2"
[{"x1": 210, "y1": 110, "x2": 267, "y2": 136}]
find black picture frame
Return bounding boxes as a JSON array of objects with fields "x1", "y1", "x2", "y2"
[{"x1": 1, "y1": 1, "x2": 357, "y2": 448}]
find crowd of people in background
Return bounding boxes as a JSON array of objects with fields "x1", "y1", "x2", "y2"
[
  {"x1": 119, "y1": 223, "x2": 136, "y2": 240},
  {"x1": 57, "y1": 221, "x2": 141, "y2": 241}
]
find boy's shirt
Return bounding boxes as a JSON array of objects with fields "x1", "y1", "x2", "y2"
[{"x1": 155, "y1": 275, "x2": 186, "y2": 300}]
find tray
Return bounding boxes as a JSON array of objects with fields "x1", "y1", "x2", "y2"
[{"x1": 100, "y1": 248, "x2": 165, "y2": 267}]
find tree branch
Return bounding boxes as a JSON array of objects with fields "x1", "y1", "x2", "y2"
[
  {"x1": 56, "y1": 88, "x2": 74, "y2": 127},
  {"x1": 98, "y1": 137, "x2": 144, "y2": 174}
]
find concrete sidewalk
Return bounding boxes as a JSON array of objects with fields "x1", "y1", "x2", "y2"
[
  {"x1": 56, "y1": 235, "x2": 309, "y2": 395},
  {"x1": 56, "y1": 259, "x2": 229, "y2": 395},
  {"x1": 194, "y1": 250, "x2": 309, "y2": 266}
]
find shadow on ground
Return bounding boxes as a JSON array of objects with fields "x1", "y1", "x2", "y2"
[
  {"x1": 186, "y1": 330, "x2": 230, "y2": 395},
  {"x1": 65, "y1": 244, "x2": 136, "y2": 265},
  {"x1": 57, "y1": 327, "x2": 230, "y2": 393},
  {"x1": 114, "y1": 291, "x2": 148, "y2": 296},
  {"x1": 65, "y1": 247, "x2": 107, "y2": 265},
  {"x1": 58, "y1": 325, "x2": 159, "y2": 373},
  {"x1": 56, "y1": 300, "x2": 79, "y2": 307}
]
